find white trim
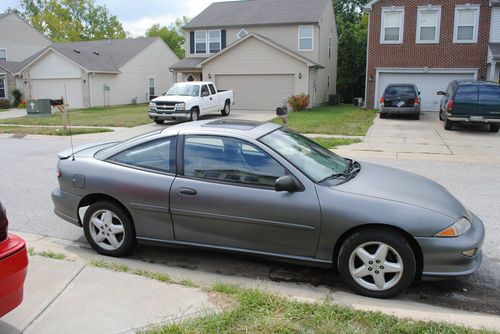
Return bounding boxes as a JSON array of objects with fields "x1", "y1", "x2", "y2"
[
  {"x1": 194, "y1": 30, "x2": 207, "y2": 54},
  {"x1": 416, "y1": 5, "x2": 441, "y2": 44},
  {"x1": 380, "y1": 7, "x2": 405, "y2": 44},
  {"x1": 186, "y1": 73, "x2": 196, "y2": 81},
  {"x1": 0, "y1": 48, "x2": 7, "y2": 61},
  {"x1": 0, "y1": 76, "x2": 7, "y2": 99},
  {"x1": 298, "y1": 25, "x2": 314, "y2": 51},
  {"x1": 453, "y1": 4, "x2": 480, "y2": 44},
  {"x1": 208, "y1": 29, "x2": 222, "y2": 54},
  {"x1": 237, "y1": 29, "x2": 248, "y2": 39},
  {"x1": 148, "y1": 77, "x2": 155, "y2": 98}
]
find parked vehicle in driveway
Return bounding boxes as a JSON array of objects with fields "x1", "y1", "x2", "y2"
[
  {"x1": 0, "y1": 201, "x2": 28, "y2": 317},
  {"x1": 379, "y1": 84, "x2": 421, "y2": 119},
  {"x1": 438, "y1": 81, "x2": 500, "y2": 132},
  {"x1": 52, "y1": 120, "x2": 484, "y2": 298},
  {"x1": 149, "y1": 82, "x2": 234, "y2": 124}
]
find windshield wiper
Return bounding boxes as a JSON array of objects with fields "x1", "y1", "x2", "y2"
[{"x1": 319, "y1": 160, "x2": 360, "y2": 183}]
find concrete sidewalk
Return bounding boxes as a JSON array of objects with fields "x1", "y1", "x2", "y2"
[
  {"x1": 3, "y1": 231, "x2": 500, "y2": 333},
  {"x1": 0, "y1": 109, "x2": 27, "y2": 120}
]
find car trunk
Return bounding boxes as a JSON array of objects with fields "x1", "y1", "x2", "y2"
[{"x1": 383, "y1": 95, "x2": 416, "y2": 108}]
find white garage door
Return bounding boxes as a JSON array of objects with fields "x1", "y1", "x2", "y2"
[
  {"x1": 31, "y1": 79, "x2": 84, "y2": 109},
  {"x1": 215, "y1": 74, "x2": 294, "y2": 111},
  {"x1": 377, "y1": 72, "x2": 476, "y2": 111}
]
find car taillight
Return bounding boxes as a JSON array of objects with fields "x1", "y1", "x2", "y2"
[
  {"x1": 448, "y1": 99, "x2": 453, "y2": 111},
  {"x1": 414, "y1": 97, "x2": 420, "y2": 105},
  {"x1": 380, "y1": 97, "x2": 385, "y2": 106},
  {"x1": 0, "y1": 208, "x2": 7, "y2": 242}
]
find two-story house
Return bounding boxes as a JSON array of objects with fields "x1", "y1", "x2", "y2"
[
  {"x1": 488, "y1": 0, "x2": 500, "y2": 82},
  {"x1": 170, "y1": 0, "x2": 338, "y2": 111},
  {"x1": 0, "y1": 13, "x2": 51, "y2": 104},
  {"x1": 364, "y1": 0, "x2": 492, "y2": 111}
]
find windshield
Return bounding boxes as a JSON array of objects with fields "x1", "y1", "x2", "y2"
[
  {"x1": 260, "y1": 128, "x2": 348, "y2": 182},
  {"x1": 166, "y1": 84, "x2": 200, "y2": 97}
]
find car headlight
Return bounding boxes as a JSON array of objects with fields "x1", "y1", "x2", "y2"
[
  {"x1": 149, "y1": 102, "x2": 156, "y2": 108},
  {"x1": 434, "y1": 218, "x2": 471, "y2": 237},
  {"x1": 175, "y1": 102, "x2": 186, "y2": 110}
]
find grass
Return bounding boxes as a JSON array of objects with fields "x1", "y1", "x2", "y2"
[
  {"x1": 28, "y1": 248, "x2": 67, "y2": 260},
  {"x1": 133, "y1": 270, "x2": 173, "y2": 283},
  {"x1": 90, "y1": 260, "x2": 130, "y2": 273},
  {"x1": 0, "y1": 103, "x2": 149, "y2": 127},
  {"x1": 0, "y1": 126, "x2": 112, "y2": 136},
  {"x1": 311, "y1": 137, "x2": 361, "y2": 149},
  {"x1": 273, "y1": 104, "x2": 377, "y2": 136},
  {"x1": 145, "y1": 284, "x2": 494, "y2": 334}
]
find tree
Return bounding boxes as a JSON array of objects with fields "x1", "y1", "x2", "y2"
[
  {"x1": 145, "y1": 16, "x2": 189, "y2": 59},
  {"x1": 333, "y1": 0, "x2": 370, "y2": 103},
  {"x1": 13, "y1": 0, "x2": 126, "y2": 42}
]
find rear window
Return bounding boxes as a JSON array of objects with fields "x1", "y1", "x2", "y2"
[
  {"x1": 454, "y1": 84, "x2": 478, "y2": 102},
  {"x1": 384, "y1": 85, "x2": 417, "y2": 96},
  {"x1": 479, "y1": 84, "x2": 500, "y2": 102}
]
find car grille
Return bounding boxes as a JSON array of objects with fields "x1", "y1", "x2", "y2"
[{"x1": 155, "y1": 101, "x2": 177, "y2": 111}]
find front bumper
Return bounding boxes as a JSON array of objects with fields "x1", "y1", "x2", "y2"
[
  {"x1": 380, "y1": 106, "x2": 419, "y2": 114},
  {"x1": 0, "y1": 234, "x2": 28, "y2": 317},
  {"x1": 416, "y1": 213, "x2": 484, "y2": 280},
  {"x1": 446, "y1": 114, "x2": 500, "y2": 124},
  {"x1": 51, "y1": 188, "x2": 82, "y2": 227},
  {"x1": 149, "y1": 110, "x2": 190, "y2": 121}
]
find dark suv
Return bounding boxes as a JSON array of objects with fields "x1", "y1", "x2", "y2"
[
  {"x1": 438, "y1": 81, "x2": 500, "y2": 132},
  {"x1": 379, "y1": 84, "x2": 421, "y2": 119}
]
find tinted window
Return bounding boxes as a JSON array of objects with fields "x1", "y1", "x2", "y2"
[
  {"x1": 109, "y1": 137, "x2": 175, "y2": 173},
  {"x1": 201, "y1": 85, "x2": 210, "y2": 96},
  {"x1": 208, "y1": 84, "x2": 216, "y2": 95},
  {"x1": 479, "y1": 84, "x2": 500, "y2": 102},
  {"x1": 384, "y1": 85, "x2": 417, "y2": 96},
  {"x1": 454, "y1": 84, "x2": 478, "y2": 102},
  {"x1": 183, "y1": 136, "x2": 286, "y2": 187}
]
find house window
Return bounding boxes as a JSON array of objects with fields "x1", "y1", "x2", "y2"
[
  {"x1": 416, "y1": 6, "x2": 441, "y2": 43},
  {"x1": 0, "y1": 49, "x2": 6, "y2": 61},
  {"x1": 148, "y1": 78, "x2": 155, "y2": 98},
  {"x1": 209, "y1": 30, "x2": 221, "y2": 53},
  {"x1": 237, "y1": 29, "x2": 248, "y2": 39},
  {"x1": 454, "y1": 5, "x2": 480, "y2": 43},
  {"x1": 298, "y1": 25, "x2": 314, "y2": 51},
  {"x1": 0, "y1": 77, "x2": 5, "y2": 98},
  {"x1": 195, "y1": 30, "x2": 207, "y2": 54},
  {"x1": 381, "y1": 8, "x2": 404, "y2": 43},
  {"x1": 328, "y1": 36, "x2": 332, "y2": 58},
  {"x1": 186, "y1": 74, "x2": 195, "y2": 82}
]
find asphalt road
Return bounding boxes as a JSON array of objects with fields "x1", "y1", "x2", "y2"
[{"x1": 1, "y1": 132, "x2": 499, "y2": 315}]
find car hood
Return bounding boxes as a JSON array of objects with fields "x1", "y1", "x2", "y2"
[
  {"x1": 333, "y1": 162, "x2": 467, "y2": 220},
  {"x1": 152, "y1": 95, "x2": 196, "y2": 103}
]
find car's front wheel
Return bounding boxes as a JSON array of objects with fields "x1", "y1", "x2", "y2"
[
  {"x1": 439, "y1": 109, "x2": 444, "y2": 121},
  {"x1": 190, "y1": 108, "x2": 199, "y2": 121},
  {"x1": 338, "y1": 229, "x2": 416, "y2": 298},
  {"x1": 490, "y1": 124, "x2": 499, "y2": 133},
  {"x1": 83, "y1": 201, "x2": 136, "y2": 257},
  {"x1": 154, "y1": 119, "x2": 164, "y2": 125}
]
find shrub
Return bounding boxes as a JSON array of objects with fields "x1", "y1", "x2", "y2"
[
  {"x1": 0, "y1": 99, "x2": 10, "y2": 109},
  {"x1": 287, "y1": 93, "x2": 310, "y2": 111},
  {"x1": 11, "y1": 89, "x2": 22, "y2": 108}
]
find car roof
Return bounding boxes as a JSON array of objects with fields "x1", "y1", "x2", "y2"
[
  {"x1": 161, "y1": 119, "x2": 282, "y2": 139},
  {"x1": 172, "y1": 81, "x2": 213, "y2": 85},
  {"x1": 453, "y1": 80, "x2": 499, "y2": 86}
]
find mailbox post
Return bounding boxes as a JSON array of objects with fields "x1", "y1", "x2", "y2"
[{"x1": 276, "y1": 97, "x2": 288, "y2": 125}]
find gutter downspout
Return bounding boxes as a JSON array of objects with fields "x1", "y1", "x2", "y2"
[{"x1": 89, "y1": 72, "x2": 96, "y2": 108}]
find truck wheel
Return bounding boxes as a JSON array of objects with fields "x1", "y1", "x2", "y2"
[
  {"x1": 490, "y1": 124, "x2": 499, "y2": 133},
  {"x1": 221, "y1": 101, "x2": 230, "y2": 116},
  {"x1": 154, "y1": 120, "x2": 164, "y2": 125},
  {"x1": 190, "y1": 108, "x2": 199, "y2": 121},
  {"x1": 444, "y1": 119, "x2": 453, "y2": 130}
]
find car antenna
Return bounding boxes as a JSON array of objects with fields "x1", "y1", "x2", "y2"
[{"x1": 63, "y1": 85, "x2": 75, "y2": 161}]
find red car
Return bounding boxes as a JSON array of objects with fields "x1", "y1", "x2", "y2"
[{"x1": 0, "y1": 201, "x2": 28, "y2": 317}]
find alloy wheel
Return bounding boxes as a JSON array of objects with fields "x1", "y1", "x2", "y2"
[{"x1": 88, "y1": 209, "x2": 125, "y2": 251}]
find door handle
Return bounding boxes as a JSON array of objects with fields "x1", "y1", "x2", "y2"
[
  {"x1": 179, "y1": 188, "x2": 197, "y2": 196},
  {"x1": 210, "y1": 97, "x2": 213, "y2": 100}
]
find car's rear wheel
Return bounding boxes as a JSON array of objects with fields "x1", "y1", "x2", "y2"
[
  {"x1": 190, "y1": 108, "x2": 199, "y2": 121},
  {"x1": 379, "y1": 113, "x2": 387, "y2": 119},
  {"x1": 444, "y1": 119, "x2": 453, "y2": 130},
  {"x1": 154, "y1": 119, "x2": 164, "y2": 125},
  {"x1": 83, "y1": 201, "x2": 135, "y2": 257},
  {"x1": 414, "y1": 113, "x2": 420, "y2": 120},
  {"x1": 338, "y1": 229, "x2": 416, "y2": 298},
  {"x1": 221, "y1": 101, "x2": 230, "y2": 116},
  {"x1": 490, "y1": 124, "x2": 499, "y2": 133}
]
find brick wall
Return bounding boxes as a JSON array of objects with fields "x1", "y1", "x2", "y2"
[{"x1": 365, "y1": 0, "x2": 491, "y2": 109}]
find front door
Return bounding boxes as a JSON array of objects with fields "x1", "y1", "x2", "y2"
[
  {"x1": 200, "y1": 84, "x2": 218, "y2": 113},
  {"x1": 170, "y1": 135, "x2": 321, "y2": 257}
]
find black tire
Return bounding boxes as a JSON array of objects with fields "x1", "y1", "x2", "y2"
[
  {"x1": 83, "y1": 201, "x2": 136, "y2": 257},
  {"x1": 379, "y1": 113, "x2": 387, "y2": 119},
  {"x1": 444, "y1": 119, "x2": 453, "y2": 130},
  {"x1": 490, "y1": 124, "x2": 499, "y2": 133},
  {"x1": 221, "y1": 101, "x2": 231, "y2": 116},
  {"x1": 154, "y1": 119, "x2": 164, "y2": 125},
  {"x1": 190, "y1": 107, "x2": 199, "y2": 121},
  {"x1": 414, "y1": 113, "x2": 420, "y2": 120},
  {"x1": 439, "y1": 109, "x2": 444, "y2": 121},
  {"x1": 338, "y1": 229, "x2": 416, "y2": 299}
]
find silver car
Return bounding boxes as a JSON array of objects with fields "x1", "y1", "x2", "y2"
[{"x1": 52, "y1": 120, "x2": 484, "y2": 298}]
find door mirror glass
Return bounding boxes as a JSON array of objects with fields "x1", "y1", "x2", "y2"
[
  {"x1": 437, "y1": 91, "x2": 445, "y2": 96},
  {"x1": 275, "y1": 175, "x2": 297, "y2": 192},
  {"x1": 201, "y1": 91, "x2": 209, "y2": 97}
]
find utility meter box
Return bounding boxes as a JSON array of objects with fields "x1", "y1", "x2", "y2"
[{"x1": 27, "y1": 99, "x2": 52, "y2": 116}]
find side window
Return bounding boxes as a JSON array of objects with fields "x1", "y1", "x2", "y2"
[
  {"x1": 201, "y1": 85, "x2": 210, "y2": 96},
  {"x1": 208, "y1": 84, "x2": 216, "y2": 95},
  {"x1": 183, "y1": 136, "x2": 286, "y2": 187},
  {"x1": 454, "y1": 84, "x2": 478, "y2": 102},
  {"x1": 446, "y1": 83, "x2": 453, "y2": 96},
  {"x1": 479, "y1": 85, "x2": 500, "y2": 102},
  {"x1": 109, "y1": 137, "x2": 176, "y2": 173}
]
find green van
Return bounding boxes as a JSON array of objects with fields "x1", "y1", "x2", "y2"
[{"x1": 437, "y1": 81, "x2": 500, "y2": 132}]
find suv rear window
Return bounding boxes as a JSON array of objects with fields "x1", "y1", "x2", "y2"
[
  {"x1": 479, "y1": 84, "x2": 500, "y2": 102},
  {"x1": 454, "y1": 84, "x2": 478, "y2": 102},
  {"x1": 384, "y1": 85, "x2": 416, "y2": 96}
]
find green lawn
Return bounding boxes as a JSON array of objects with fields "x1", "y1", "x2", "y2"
[
  {"x1": 273, "y1": 104, "x2": 377, "y2": 136},
  {"x1": 0, "y1": 126, "x2": 112, "y2": 136},
  {"x1": 146, "y1": 284, "x2": 492, "y2": 334},
  {"x1": 312, "y1": 137, "x2": 361, "y2": 149},
  {"x1": 0, "y1": 104, "x2": 149, "y2": 128}
]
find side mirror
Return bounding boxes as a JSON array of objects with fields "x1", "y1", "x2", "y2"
[
  {"x1": 162, "y1": 91, "x2": 167, "y2": 96},
  {"x1": 275, "y1": 175, "x2": 297, "y2": 192},
  {"x1": 202, "y1": 91, "x2": 209, "y2": 97},
  {"x1": 437, "y1": 91, "x2": 445, "y2": 96},
  {"x1": 418, "y1": 91, "x2": 421, "y2": 95}
]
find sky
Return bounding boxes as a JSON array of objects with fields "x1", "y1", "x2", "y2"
[{"x1": 1, "y1": 0, "x2": 237, "y2": 36}]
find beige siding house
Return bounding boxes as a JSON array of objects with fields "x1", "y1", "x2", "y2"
[
  {"x1": 0, "y1": 13, "x2": 51, "y2": 104},
  {"x1": 19, "y1": 38, "x2": 179, "y2": 109},
  {"x1": 170, "y1": 0, "x2": 338, "y2": 111}
]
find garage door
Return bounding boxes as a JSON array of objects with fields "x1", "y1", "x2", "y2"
[
  {"x1": 31, "y1": 78, "x2": 84, "y2": 109},
  {"x1": 377, "y1": 72, "x2": 476, "y2": 111},
  {"x1": 215, "y1": 74, "x2": 294, "y2": 111}
]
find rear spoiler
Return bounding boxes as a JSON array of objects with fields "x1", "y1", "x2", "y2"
[{"x1": 58, "y1": 141, "x2": 119, "y2": 159}]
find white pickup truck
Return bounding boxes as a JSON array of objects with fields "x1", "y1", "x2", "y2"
[{"x1": 149, "y1": 81, "x2": 234, "y2": 123}]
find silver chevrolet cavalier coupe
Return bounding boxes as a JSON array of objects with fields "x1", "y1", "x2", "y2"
[{"x1": 52, "y1": 120, "x2": 484, "y2": 298}]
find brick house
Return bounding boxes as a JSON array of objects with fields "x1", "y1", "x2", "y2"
[{"x1": 363, "y1": 0, "x2": 492, "y2": 111}]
